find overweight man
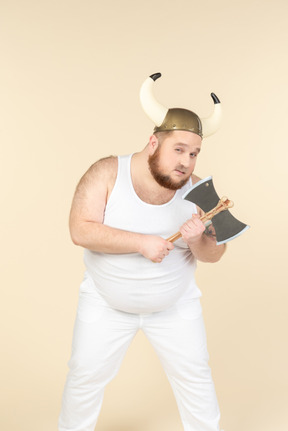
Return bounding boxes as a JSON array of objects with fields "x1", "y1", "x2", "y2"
[{"x1": 58, "y1": 73, "x2": 225, "y2": 431}]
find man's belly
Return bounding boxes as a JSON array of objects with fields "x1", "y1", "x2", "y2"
[{"x1": 83, "y1": 248, "x2": 201, "y2": 314}]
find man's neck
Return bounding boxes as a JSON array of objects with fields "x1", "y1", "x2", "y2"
[{"x1": 130, "y1": 151, "x2": 176, "y2": 205}]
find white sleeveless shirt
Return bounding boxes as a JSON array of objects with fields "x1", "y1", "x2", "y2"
[{"x1": 84, "y1": 154, "x2": 201, "y2": 313}]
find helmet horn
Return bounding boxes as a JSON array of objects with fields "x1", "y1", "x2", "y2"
[
  {"x1": 201, "y1": 93, "x2": 222, "y2": 138},
  {"x1": 139, "y1": 73, "x2": 168, "y2": 127}
]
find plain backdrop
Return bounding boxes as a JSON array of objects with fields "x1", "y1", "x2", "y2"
[{"x1": 1, "y1": 1, "x2": 287, "y2": 430}]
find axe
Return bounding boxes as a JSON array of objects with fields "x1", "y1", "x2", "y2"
[{"x1": 167, "y1": 176, "x2": 249, "y2": 245}]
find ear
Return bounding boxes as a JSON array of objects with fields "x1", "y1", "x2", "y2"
[{"x1": 148, "y1": 134, "x2": 159, "y2": 154}]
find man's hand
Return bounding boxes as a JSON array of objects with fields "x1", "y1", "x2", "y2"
[
  {"x1": 138, "y1": 235, "x2": 174, "y2": 263},
  {"x1": 179, "y1": 214, "x2": 205, "y2": 246},
  {"x1": 179, "y1": 214, "x2": 226, "y2": 262}
]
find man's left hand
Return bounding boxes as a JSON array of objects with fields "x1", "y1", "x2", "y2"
[{"x1": 179, "y1": 214, "x2": 205, "y2": 245}]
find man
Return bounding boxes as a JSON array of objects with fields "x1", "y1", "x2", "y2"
[{"x1": 59, "y1": 74, "x2": 225, "y2": 431}]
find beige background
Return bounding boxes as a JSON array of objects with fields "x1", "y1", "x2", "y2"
[{"x1": 1, "y1": 0, "x2": 287, "y2": 430}]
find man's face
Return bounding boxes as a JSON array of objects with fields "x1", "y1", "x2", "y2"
[{"x1": 148, "y1": 130, "x2": 202, "y2": 190}]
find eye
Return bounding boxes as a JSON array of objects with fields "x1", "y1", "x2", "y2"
[{"x1": 190, "y1": 153, "x2": 197, "y2": 158}]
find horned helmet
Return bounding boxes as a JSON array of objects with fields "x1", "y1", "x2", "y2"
[{"x1": 139, "y1": 73, "x2": 222, "y2": 138}]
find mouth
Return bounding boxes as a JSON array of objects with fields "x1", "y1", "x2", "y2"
[{"x1": 174, "y1": 169, "x2": 186, "y2": 176}]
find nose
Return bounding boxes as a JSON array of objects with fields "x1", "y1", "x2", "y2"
[{"x1": 180, "y1": 153, "x2": 191, "y2": 169}]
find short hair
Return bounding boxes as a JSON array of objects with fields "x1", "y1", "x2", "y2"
[{"x1": 153, "y1": 130, "x2": 173, "y2": 144}]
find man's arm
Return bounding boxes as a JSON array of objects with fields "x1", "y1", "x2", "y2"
[{"x1": 69, "y1": 157, "x2": 174, "y2": 263}]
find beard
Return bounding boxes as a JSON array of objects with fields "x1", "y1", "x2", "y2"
[{"x1": 148, "y1": 147, "x2": 190, "y2": 191}]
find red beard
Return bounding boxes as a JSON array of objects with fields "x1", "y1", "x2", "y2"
[{"x1": 148, "y1": 147, "x2": 190, "y2": 191}]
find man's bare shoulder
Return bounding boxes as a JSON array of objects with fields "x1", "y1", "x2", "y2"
[
  {"x1": 79, "y1": 156, "x2": 118, "y2": 184},
  {"x1": 87, "y1": 155, "x2": 118, "y2": 177},
  {"x1": 74, "y1": 156, "x2": 118, "y2": 200},
  {"x1": 191, "y1": 173, "x2": 202, "y2": 185}
]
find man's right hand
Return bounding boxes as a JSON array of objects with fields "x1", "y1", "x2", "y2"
[{"x1": 138, "y1": 235, "x2": 174, "y2": 263}]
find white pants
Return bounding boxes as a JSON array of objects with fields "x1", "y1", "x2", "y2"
[{"x1": 58, "y1": 274, "x2": 222, "y2": 431}]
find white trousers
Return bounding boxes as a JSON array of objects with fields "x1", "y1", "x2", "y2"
[{"x1": 58, "y1": 274, "x2": 222, "y2": 431}]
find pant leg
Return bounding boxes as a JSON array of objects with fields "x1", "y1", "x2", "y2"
[
  {"x1": 58, "y1": 274, "x2": 138, "y2": 431},
  {"x1": 142, "y1": 297, "x2": 222, "y2": 431}
]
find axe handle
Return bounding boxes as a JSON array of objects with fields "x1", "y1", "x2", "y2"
[
  {"x1": 166, "y1": 231, "x2": 182, "y2": 242},
  {"x1": 166, "y1": 197, "x2": 233, "y2": 243}
]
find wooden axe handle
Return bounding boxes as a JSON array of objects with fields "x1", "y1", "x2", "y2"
[{"x1": 166, "y1": 197, "x2": 233, "y2": 243}]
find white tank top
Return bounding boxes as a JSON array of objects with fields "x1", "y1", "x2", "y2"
[{"x1": 84, "y1": 154, "x2": 201, "y2": 313}]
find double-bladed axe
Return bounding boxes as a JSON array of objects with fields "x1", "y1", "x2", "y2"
[{"x1": 167, "y1": 176, "x2": 249, "y2": 245}]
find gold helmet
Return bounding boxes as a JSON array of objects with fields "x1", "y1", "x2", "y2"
[{"x1": 140, "y1": 73, "x2": 222, "y2": 138}]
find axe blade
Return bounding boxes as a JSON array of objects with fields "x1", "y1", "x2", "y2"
[
  {"x1": 183, "y1": 176, "x2": 219, "y2": 211},
  {"x1": 183, "y1": 176, "x2": 249, "y2": 244},
  {"x1": 212, "y1": 211, "x2": 249, "y2": 245}
]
